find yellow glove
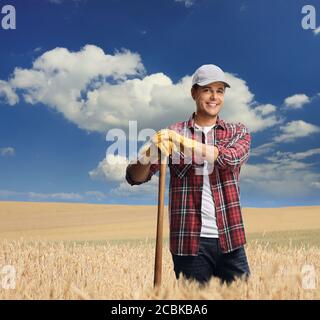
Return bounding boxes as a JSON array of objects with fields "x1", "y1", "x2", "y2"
[
  {"x1": 151, "y1": 129, "x2": 178, "y2": 155},
  {"x1": 170, "y1": 131, "x2": 197, "y2": 148},
  {"x1": 138, "y1": 129, "x2": 178, "y2": 164},
  {"x1": 167, "y1": 130, "x2": 198, "y2": 157}
]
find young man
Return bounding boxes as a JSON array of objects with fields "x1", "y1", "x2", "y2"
[{"x1": 126, "y1": 64, "x2": 251, "y2": 286}]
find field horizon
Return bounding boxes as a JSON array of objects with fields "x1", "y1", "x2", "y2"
[{"x1": 0, "y1": 201, "x2": 319, "y2": 243}]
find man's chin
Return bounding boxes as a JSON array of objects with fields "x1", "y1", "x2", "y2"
[{"x1": 204, "y1": 110, "x2": 219, "y2": 118}]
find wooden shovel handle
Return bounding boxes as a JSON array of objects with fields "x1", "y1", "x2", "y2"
[{"x1": 154, "y1": 157, "x2": 167, "y2": 288}]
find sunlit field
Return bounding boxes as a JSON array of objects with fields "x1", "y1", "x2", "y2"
[
  {"x1": 0, "y1": 237, "x2": 319, "y2": 300},
  {"x1": 0, "y1": 202, "x2": 319, "y2": 299}
]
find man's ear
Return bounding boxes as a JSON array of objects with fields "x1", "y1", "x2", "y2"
[{"x1": 191, "y1": 88, "x2": 196, "y2": 100}]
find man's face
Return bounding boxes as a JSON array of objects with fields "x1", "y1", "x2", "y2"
[{"x1": 191, "y1": 82, "x2": 225, "y2": 119}]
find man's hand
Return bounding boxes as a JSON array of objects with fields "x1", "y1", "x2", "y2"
[
  {"x1": 168, "y1": 130, "x2": 197, "y2": 157},
  {"x1": 138, "y1": 129, "x2": 178, "y2": 164},
  {"x1": 138, "y1": 129, "x2": 220, "y2": 165}
]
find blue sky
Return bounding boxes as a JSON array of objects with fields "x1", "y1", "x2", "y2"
[{"x1": 0, "y1": 0, "x2": 319, "y2": 207}]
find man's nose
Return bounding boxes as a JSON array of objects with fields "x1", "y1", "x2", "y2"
[{"x1": 210, "y1": 91, "x2": 217, "y2": 100}]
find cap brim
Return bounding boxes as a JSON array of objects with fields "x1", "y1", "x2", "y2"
[{"x1": 197, "y1": 79, "x2": 231, "y2": 88}]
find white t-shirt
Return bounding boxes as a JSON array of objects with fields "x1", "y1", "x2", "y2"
[{"x1": 194, "y1": 124, "x2": 219, "y2": 238}]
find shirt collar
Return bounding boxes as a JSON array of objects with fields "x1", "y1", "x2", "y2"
[{"x1": 187, "y1": 112, "x2": 225, "y2": 130}]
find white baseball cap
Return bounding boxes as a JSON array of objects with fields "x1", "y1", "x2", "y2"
[{"x1": 192, "y1": 64, "x2": 231, "y2": 88}]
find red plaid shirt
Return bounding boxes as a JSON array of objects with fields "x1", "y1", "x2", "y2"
[{"x1": 126, "y1": 112, "x2": 251, "y2": 255}]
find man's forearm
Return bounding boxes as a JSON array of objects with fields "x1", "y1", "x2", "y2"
[{"x1": 127, "y1": 161, "x2": 152, "y2": 183}]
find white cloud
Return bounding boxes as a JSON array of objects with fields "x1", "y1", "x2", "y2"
[
  {"x1": 274, "y1": 120, "x2": 320, "y2": 143},
  {"x1": 0, "y1": 190, "x2": 83, "y2": 201},
  {"x1": 250, "y1": 142, "x2": 276, "y2": 157},
  {"x1": 175, "y1": 0, "x2": 195, "y2": 8},
  {"x1": 219, "y1": 75, "x2": 281, "y2": 132},
  {"x1": 84, "y1": 190, "x2": 107, "y2": 200},
  {"x1": 267, "y1": 148, "x2": 320, "y2": 161},
  {"x1": 2, "y1": 45, "x2": 281, "y2": 134},
  {"x1": 0, "y1": 80, "x2": 19, "y2": 105},
  {"x1": 0, "y1": 147, "x2": 15, "y2": 156},
  {"x1": 265, "y1": 148, "x2": 320, "y2": 165},
  {"x1": 311, "y1": 182, "x2": 320, "y2": 188},
  {"x1": 48, "y1": 0, "x2": 84, "y2": 4},
  {"x1": 28, "y1": 192, "x2": 83, "y2": 200},
  {"x1": 314, "y1": 27, "x2": 320, "y2": 35},
  {"x1": 241, "y1": 148, "x2": 320, "y2": 197},
  {"x1": 0, "y1": 189, "x2": 109, "y2": 202},
  {"x1": 89, "y1": 154, "x2": 129, "y2": 182},
  {"x1": 111, "y1": 177, "x2": 159, "y2": 197},
  {"x1": 284, "y1": 94, "x2": 310, "y2": 109},
  {"x1": 89, "y1": 154, "x2": 160, "y2": 197},
  {"x1": 253, "y1": 104, "x2": 276, "y2": 116}
]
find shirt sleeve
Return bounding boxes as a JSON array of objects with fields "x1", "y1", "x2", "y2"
[{"x1": 215, "y1": 123, "x2": 251, "y2": 171}]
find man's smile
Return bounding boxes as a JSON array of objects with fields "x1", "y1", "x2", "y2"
[{"x1": 206, "y1": 102, "x2": 219, "y2": 109}]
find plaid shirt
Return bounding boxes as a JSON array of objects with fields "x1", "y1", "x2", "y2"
[{"x1": 126, "y1": 112, "x2": 251, "y2": 255}]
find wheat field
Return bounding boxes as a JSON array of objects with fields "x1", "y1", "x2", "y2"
[
  {"x1": 0, "y1": 202, "x2": 319, "y2": 299},
  {"x1": 0, "y1": 239, "x2": 319, "y2": 300}
]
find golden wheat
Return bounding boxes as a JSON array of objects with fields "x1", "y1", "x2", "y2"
[{"x1": 0, "y1": 239, "x2": 319, "y2": 300}]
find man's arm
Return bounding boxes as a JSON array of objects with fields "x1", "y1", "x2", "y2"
[
  {"x1": 169, "y1": 124, "x2": 250, "y2": 171},
  {"x1": 126, "y1": 134, "x2": 165, "y2": 186},
  {"x1": 214, "y1": 123, "x2": 251, "y2": 171},
  {"x1": 126, "y1": 161, "x2": 153, "y2": 185}
]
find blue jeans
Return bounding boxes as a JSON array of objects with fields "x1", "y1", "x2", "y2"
[{"x1": 171, "y1": 237, "x2": 250, "y2": 286}]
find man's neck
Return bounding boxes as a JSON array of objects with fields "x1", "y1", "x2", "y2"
[{"x1": 194, "y1": 113, "x2": 217, "y2": 127}]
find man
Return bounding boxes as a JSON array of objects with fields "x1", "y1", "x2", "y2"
[{"x1": 126, "y1": 64, "x2": 251, "y2": 287}]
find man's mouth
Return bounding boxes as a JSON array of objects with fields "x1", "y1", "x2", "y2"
[{"x1": 207, "y1": 102, "x2": 218, "y2": 107}]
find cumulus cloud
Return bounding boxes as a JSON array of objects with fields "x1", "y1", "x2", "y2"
[
  {"x1": 89, "y1": 154, "x2": 129, "y2": 182},
  {"x1": 314, "y1": 27, "x2": 320, "y2": 35},
  {"x1": 253, "y1": 104, "x2": 276, "y2": 116},
  {"x1": 28, "y1": 192, "x2": 83, "y2": 200},
  {"x1": 0, "y1": 147, "x2": 15, "y2": 156},
  {"x1": 0, "y1": 80, "x2": 19, "y2": 105},
  {"x1": 111, "y1": 177, "x2": 159, "y2": 197},
  {"x1": 241, "y1": 148, "x2": 320, "y2": 197},
  {"x1": 266, "y1": 148, "x2": 320, "y2": 162},
  {"x1": 274, "y1": 120, "x2": 320, "y2": 143},
  {"x1": 89, "y1": 154, "x2": 160, "y2": 196},
  {"x1": 89, "y1": 153, "x2": 163, "y2": 198},
  {"x1": 2, "y1": 45, "x2": 281, "y2": 134},
  {"x1": 175, "y1": 0, "x2": 195, "y2": 8},
  {"x1": 0, "y1": 189, "x2": 108, "y2": 202},
  {"x1": 250, "y1": 142, "x2": 276, "y2": 157},
  {"x1": 219, "y1": 75, "x2": 281, "y2": 132},
  {"x1": 47, "y1": 0, "x2": 84, "y2": 4},
  {"x1": 311, "y1": 182, "x2": 320, "y2": 188},
  {"x1": 0, "y1": 190, "x2": 83, "y2": 200},
  {"x1": 284, "y1": 94, "x2": 310, "y2": 109}
]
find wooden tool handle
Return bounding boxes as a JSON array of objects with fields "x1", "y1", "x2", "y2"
[{"x1": 154, "y1": 157, "x2": 167, "y2": 288}]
